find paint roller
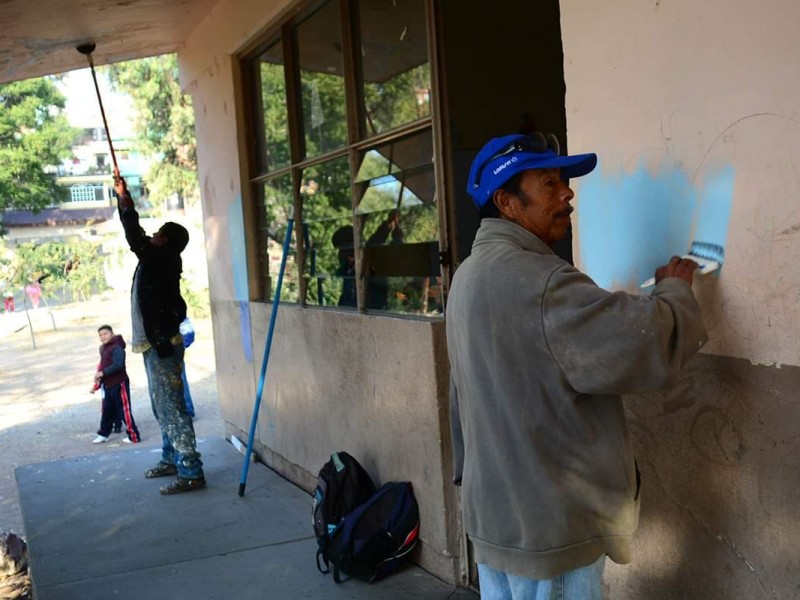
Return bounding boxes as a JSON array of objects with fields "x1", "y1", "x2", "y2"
[{"x1": 76, "y1": 43, "x2": 119, "y2": 173}]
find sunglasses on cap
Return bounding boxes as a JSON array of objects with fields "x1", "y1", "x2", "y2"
[{"x1": 472, "y1": 132, "x2": 561, "y2": 190}]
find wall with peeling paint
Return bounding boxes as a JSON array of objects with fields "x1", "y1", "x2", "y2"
[{"x1": 562, "y1": 0, "x2": 800, "y2": 597}]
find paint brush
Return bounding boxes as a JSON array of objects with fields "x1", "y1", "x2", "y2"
[{"x1": 640, "y1": 241, "x2": 725, "y2": 288}]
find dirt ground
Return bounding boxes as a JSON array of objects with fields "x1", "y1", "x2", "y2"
[{"x1": 0, "y1": 291, "x2": 223, "y2": 537}]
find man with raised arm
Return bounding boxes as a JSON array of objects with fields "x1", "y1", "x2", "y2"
[{"x1": 114, "y1": 168, "x2": 205, "y2": 495}]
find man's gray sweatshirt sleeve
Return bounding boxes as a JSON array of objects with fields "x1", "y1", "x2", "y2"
[
  {"x1": 449, "y1": 375, "x2": 464, "y2": 485},
  {"x1": 543, "y1": 267, "x2": 708, "y2": 396}
]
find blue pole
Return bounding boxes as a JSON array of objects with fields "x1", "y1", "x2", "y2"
[{"x1": 238, "y1": 215, "x2": 294, "y2": 497}]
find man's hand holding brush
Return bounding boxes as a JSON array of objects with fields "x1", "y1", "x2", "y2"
[{"x1": 654, "y1": 256, "x2": 698, "y2": 286}]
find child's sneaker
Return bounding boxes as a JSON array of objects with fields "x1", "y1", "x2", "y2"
[{"x1": 92, "y1": 435, "x2": 109, "y2": 444}]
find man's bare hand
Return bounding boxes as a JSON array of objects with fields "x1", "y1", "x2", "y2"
[
  {"x1": 113, "y1": 166, "x2": 134, "y2": 209},
  {"x1": 113, "y1": 166, "x2": 127, "y2": 196},
  {"x1": 654, "y1": 256, "x2": 698, "y2": 286}
]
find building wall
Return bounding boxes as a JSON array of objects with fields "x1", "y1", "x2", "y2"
[
  {"x1": 181, "y1": 0, "x2": 800, "y2": 593},
  {"x1": 562, "y1": 1, "x2": 800, "y2": 597},
  {"x1": 179, "y1": 0, "x2": 461, "y2": 584}
]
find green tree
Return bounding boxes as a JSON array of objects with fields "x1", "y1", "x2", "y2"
[
  {"x1": 0, "y1": 78, "x2": 77, "y2": 213},
  {"x1": 11, "y1": 240, "x2": 108, "y2": 302},
  {"x1": 105, "y1": 55, "x2": 198, "y2": 209}
]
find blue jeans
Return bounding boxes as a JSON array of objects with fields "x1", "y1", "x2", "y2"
[
  {"x1": 478, "y1": 555, "x2": 605, "y2": 600},
  {"x1": 143, "y1": 346, "x2": 204, "y2": 479},
  {"x1": 181, "y1": 362, "x2": 195, "y2": 418}
]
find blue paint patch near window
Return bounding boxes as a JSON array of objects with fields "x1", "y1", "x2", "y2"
[
  {"x1": 228, "y1": 197, "x2": 250, "y2": 302},
  {"x1": 238, "y1": 301, "x2": 253, "y2": 363},
  {"x1": 576, "y1": 160, "x2": 734, "y2": 289}
]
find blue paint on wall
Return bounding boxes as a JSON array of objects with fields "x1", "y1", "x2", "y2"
[
  {"x1": 577, "y1": 160, "x2": 734, "y2": 289},
  {"x1": 238, "y1": 301, "x2": 253, "y2": 363},
  {"x1": 228, "y1": 197, "x2": 253, "y2": 361},
  {"x1": 228, "y1": 197, "x2": 249, "y2": 302}
]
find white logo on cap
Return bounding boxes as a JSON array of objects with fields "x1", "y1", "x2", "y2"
[{"x1": 492, "y1": 156, "x2": 518, "y2": 176}]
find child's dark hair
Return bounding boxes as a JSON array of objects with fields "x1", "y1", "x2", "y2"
[{"x1": 98, "y1": 324, "x2": 113, "y2": 334}]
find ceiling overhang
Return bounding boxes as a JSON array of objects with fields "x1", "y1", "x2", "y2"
[{"x1": 0, "y1": 0, "x2": 219, "y2": 84}]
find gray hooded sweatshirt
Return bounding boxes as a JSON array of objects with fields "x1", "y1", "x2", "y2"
[{"x1": 447, "y1": 218, "x2": 707, "y2": 580}]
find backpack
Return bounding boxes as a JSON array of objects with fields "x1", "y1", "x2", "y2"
[
  {"x1": 319, "y1": 481, "x2": 420, "y2": 583},
  {"x1": 312, "y1": 452, "x2": 376, "y2": 571}
]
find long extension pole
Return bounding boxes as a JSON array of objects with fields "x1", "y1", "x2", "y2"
[
  {"x1": 76, "y1": 43, "x2": 118, "y2": 172},
  {"x1": 239, "y1": 212, "x2": 295, "y2": 497}
]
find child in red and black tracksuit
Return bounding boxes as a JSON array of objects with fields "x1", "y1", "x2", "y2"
[{"x1": 90, "y1": 325, "x2": 140, "y2": 443}]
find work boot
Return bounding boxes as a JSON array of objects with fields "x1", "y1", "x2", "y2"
[
  {"x1": 144, "y1": 462, "x2": 178, "y2": 479},
  {"x1": 159, "y1": 477, "x2": 207, "y2": 495}
]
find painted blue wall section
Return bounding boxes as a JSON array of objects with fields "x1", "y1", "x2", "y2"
[
  {"x1": 577, "y1": 160, "x2": 734, "y2": 289},
  {"x1": 228, "y1": 197, "x2": 254, "y2": 362},
  {"x1": 238, "y1": 301, "x2": 253, "y2": 363},
  {"x1": 228, "y1": 197, "x2": 249, "y2": 302}
]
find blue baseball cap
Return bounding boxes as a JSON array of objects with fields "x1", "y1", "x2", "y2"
[{"x1": 467, "y1": 133, "x2": 598, "y2": 207}]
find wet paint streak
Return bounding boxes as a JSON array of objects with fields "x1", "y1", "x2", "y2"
[
  {"x1": 228, "y1": 197, "x2": 254, "y2": 361},
  {"x1": 228, "y1": 196, "x2": 249, "y2": 302},
  {"x1": 238, "y1": 301, "x2": 253, "y2": 363},
  {"x1": 576, "y1": 159, "x2": 734, "y2": 289}
]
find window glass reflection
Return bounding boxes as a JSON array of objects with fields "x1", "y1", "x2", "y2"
[
  {"x1": 354, "y1": 129, "x2": 432, "y2": 183},
  {"x1": 259, "y1": 175, "x2": 299, "y2": 302},
  {"x1": 258, "y1": 42, "x2": 291, "y2": 172},
  {"x1": 297, "y1": 0, "x2": 348, "y2": 157},
  {"x1": 354, "y1": 129, "x2": 440, "y2": 315},
  {"x1": 358, "y1": 0, "x2": 431, "y2": 136},
  {"x1": 300, "y1": 157, "x2": 355, "y2": 308},
  {"x1": 246, "y1": 0, "x2": 440, "y2": 317}
]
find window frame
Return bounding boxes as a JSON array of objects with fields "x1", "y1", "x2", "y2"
[{"x1": 241, "y1": 0, "x2": 448, "y2": 317}]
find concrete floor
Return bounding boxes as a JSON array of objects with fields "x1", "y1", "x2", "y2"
[
  {"x1": 18, "y1": 436, "x2": 475, "y2": 599},
  {"x1": 0, "y1": 294, "x2": 223, "y2": 536},
  {"x1": 2, "y1": 294, "x2": 476, "y2": 599}
]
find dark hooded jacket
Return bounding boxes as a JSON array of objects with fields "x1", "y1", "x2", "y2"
[
  {"x1": 119, "y1": 207, "x2": 187, "y2": 357},
  {"x1": 99, "y1": 334, "x2": 128, "y2": 388}
]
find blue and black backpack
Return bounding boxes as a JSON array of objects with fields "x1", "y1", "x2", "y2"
[
  {"x1": 318, "y1": 481, "x2": 420, "y2": 583},
  {"x1": 312, "y1": 452, "x2": 376, "y2": 571}
]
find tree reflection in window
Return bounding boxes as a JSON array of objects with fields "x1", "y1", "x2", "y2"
[
  {"x1": 301, "y1": 156, "x2": 355, "y2": 308},
  {"x1": 358, "y1": 0, "x2": 431, "y2": 136},
  {"x1": 246, "y1": 0, "x2": 441, "y2": 316},
  {"x1": 355, "y1": 130, "x2": 442, "y2": 315},
  {"x1": 258, "y1": 41, "x2": 291, "y2": 172},
  {"x1": 259, "y1": 174, "x2": 300, "y2": 302},
  {"x1": 297, "y1": 0, "x2": 348, "y2": 158}
]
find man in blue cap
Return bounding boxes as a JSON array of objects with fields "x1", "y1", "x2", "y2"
[{"x1": 447, "y1": 132, "x2": 707, "y2": 598}]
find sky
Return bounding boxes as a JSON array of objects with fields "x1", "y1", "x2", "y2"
[{"x1": 56, "y1": 68, "x2": 135, "y2": 139}]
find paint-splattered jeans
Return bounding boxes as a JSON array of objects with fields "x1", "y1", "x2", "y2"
[
  {"x1": 477, "y1": 555, "x2": 605, "y2": 600},
  {"x1": 143, "y1": 345, "x2": 204, "y2": 480}
]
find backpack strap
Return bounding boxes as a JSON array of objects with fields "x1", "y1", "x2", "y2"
[
  {"x1": 316, "y1": 548, "x2": 331, "y2": 575},
  {"x1": 332, "y1": 561, "x2": 349, "y2": 584}
]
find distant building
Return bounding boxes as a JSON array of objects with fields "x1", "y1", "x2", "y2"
[{"x1": 2, "y1": 125, "x2": 151, "y2": 248}]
